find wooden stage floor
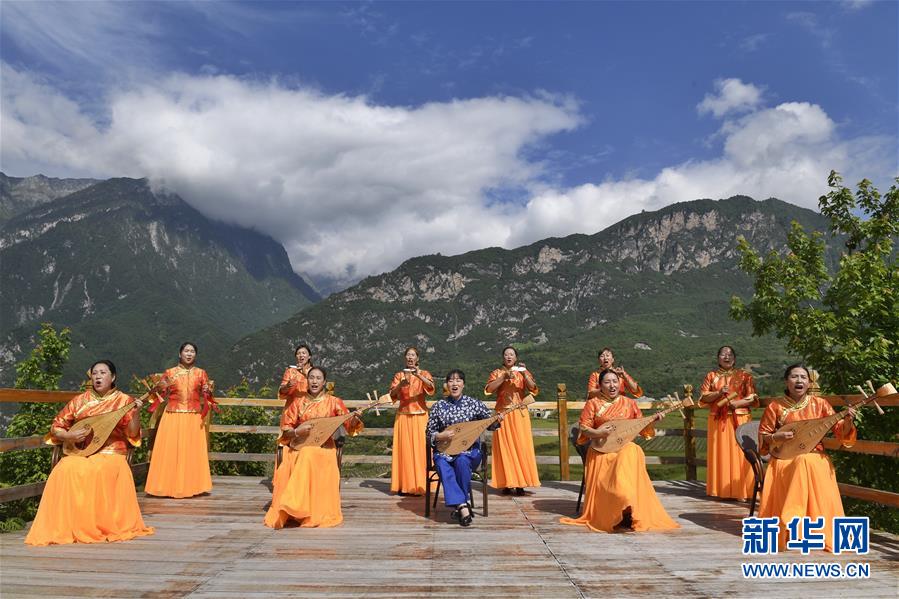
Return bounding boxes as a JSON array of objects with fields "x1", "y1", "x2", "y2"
[{"x1": 2, "y1": 476, "x2": 897, "y2": 598}]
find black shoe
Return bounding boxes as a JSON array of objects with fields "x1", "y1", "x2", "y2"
[
  {"x1": 459, "y1": 504, "x2": 473, "y2": 527},
  {"x1": 514, "y1": 487, "x2": 525, "y2": 496},
  {"x1": 450, "y1": 508, "x2": 461, "y2": 521},
  {"x1": 502, "y1": 488, "x2": 512, "y2": 495}
]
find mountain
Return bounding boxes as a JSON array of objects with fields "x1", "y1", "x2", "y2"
[
  {"x1": 222, "y1": 196, "x2": 840, "y2": 400},
  {"x1": 0, "y1": 176, "x2": 319, "y2": 387},
  {"x1": 0, "y1": 173, "x2": 100, "y2": 223}
]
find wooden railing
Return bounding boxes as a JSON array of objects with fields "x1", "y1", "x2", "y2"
[{"x1": 2, "y1": 385, "x2": 897, "y2": 509}]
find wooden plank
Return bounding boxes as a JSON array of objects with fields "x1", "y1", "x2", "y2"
[
  {"x1": 208, "y1": 425, "x2": 281, "y2": 434},
  {"x1": 0, "y1": 435, "x2": 45, "y2": 452},
  {"x1": 0, "y1": 388, "x2": 78, "y2": 403},
  {"x1": 0, "y1": 480, "x2": 45, "y2": 502},
  {"x1": 822, "y1": 437, "x2": 899, "y2": 457},
  {"x1": 3, "y1": 476, "x2": 896, "y2": 598},
  {"x1": 208, "y1": 452, "x2": 275, "y2": 462},
  {"x1": 838, "y1": 483, "x2": 899, "y2": 507},
  {"x1": 0, "y1": 461, "x2": 150, "y2": 503}
]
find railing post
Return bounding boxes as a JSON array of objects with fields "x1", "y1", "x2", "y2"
[
  {"x1": 683, "y1": 384, "x2": 696, "y2": 481},
  {"x1": 557, "y1": 383, "x2": 570, "y2": 481}
]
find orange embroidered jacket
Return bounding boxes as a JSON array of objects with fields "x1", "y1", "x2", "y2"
[
  {"x1": 279, "y1": 366, "x2": 310, "y2": 409},
  {"x1": 758, "y1": 395, "x2": 857, "y2": 456},
  {"x1": 47, "y1": 389, "x2": 141, "y2": 455},
  {"x1": 484, "y1": 368, "x2": 539, "y2": 411},
  {"x1": 161, "y1": 365, "x2": 210, "y2": 413},
  {"x1": 587, "y1": 368, "x2": 644, "y2": 399},
  {"x1": 278, "y1": 393, "x2": 364, "y2": 449},
  {"x1": 389, "y1": 370, "x2": 435, "y2": 415},
  {"x1": 577, "y1": 396, "x2": 654, "y2": 445},
  {"x1": 699, "y1": 368, "x2": 759, "y2": 417}
]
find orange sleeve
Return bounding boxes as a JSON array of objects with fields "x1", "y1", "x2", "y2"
[
  {"x1": 576, "y1": 399, "x2": 598, "y2": 444},
  {"x1": 634, "y1": 399, "x2": 655, "y2": 439},
  {"x1": 821, "y1": 398, "x2": 857, "y2": 448},
  {"x1": 621, "y1": 369, "x2": 643, "y2": 398},
  {"x1": 743, "y1": 373, "x2": 759, "y2": 407},
  {"x1": 699, "y1": 371, "x2": 715, "y2": 396},
  {"x1": 334, "y1": 396, "x2": 364, "y2": 437},
  {"x1": 758, "y1": 403, "x2": 779, "y2": 454},
  {"x1": 483, "y1": 369, "x2": 502, "y2": 396},
  {"x1": 420, "y1": 370, "x2": 436, "y2": 396},
  {"x1": 523, "y1": 369, "x2": 539, "y2": 397},
  {"x1": 279, "y1": 368, "x2": 292, "y2": 388},
  {"x1": 118, "y1": 394, "x2": 142, "y2": 447},
  {"x1": 587, "y1": 372, "x2": 599, "y2": 395},
  {"x1": 280, "y1": 399, "x2": 300, "y2": 430},
  {"x1": 46, "y1": 396, "x2": 80, "y2": 444},
  {"x1": 389, "y1": 372, "x2": 403, "y2": 398}
]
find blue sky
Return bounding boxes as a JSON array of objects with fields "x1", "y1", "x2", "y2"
[{"x1": 1, "y1": 1, "x2": 896, "y2": 289}]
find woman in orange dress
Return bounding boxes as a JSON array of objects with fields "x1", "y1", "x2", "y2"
[
  {"x1": 389, "y1": 346, "x2": 435, "y2": 496},
  {"x1": 278, "y1": 344, "x2": 313, "y2": 413},
  {"x1": 145, "y1": 342, "x2": 214, "y2": 498},
  {"x1": 265, "y1": 366, "x2": 364, "y2": 529},
  {"x1": 484, "y1": 346, "x2": 540, "y2": 495},
  {"x1": 699, "y1": 345, "x2": 758, "y2": 500},
  {"x1": 561, "y1": 369, "x2": 679, "y2": 533},
  {"x1": 587, "y1": 347, "x2": 643, "y2": 399},
  {"x1": 25, "y1": 360, "x2": 154, "y2": 546},
  {"x1": 758, "y1": 364, "x2": 857, "y2": 552}
]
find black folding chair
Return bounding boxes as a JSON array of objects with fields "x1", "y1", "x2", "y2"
[
  {"x1": 735, "y1": 420, "x2": 768, "y2": 516},
  {"x1": 424, "y1": 437, "x2": 489, "y2": 518},
  {"x1": 570, "y1": 424, "x2": 589, "y2": 515}
]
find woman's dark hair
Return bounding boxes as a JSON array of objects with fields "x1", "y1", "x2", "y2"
[
  {"x1": 501, "y1": 346, "x2": 518, "y2": 358},
  {"x1": 597, "y1": 368, "x2": 619, "y2": 384},
  {"x1": 445, "y1": 369, "x2": 466, "y2": 383},
  {"x1": 783, "y1": 363, "x2": 810, "y2": 380},
  {"x1": 717, "y1": 345, "x2": 736, "y2": 360},
  {"x1": 308, "y1": 366, "x2": 327, "y2": 380},
  {"x1": 597, "y1": 347, "x2": 614, "y2": 358},
  {"x1": 295, "y1": 344, "x2": 312, "y2": 356},
  {"x1": 783, "y1": 363, "x2": 810, "y2": 395},
  {"x1": 179, "y1": 341, "x2": 198, "y2": 354},
  {"x1": 404, "y1": 346, "x2": 420, "y2": 362},
  {"x1": 90, "y1": 359, "x2": 117, "y2": 388}
]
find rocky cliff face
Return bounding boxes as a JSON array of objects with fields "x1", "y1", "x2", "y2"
[
  {"x1": 0, "y1": 173, "x2": 100, "y2": 223},
  {"x1": 0, "y1": 176, "x2": 319, "y2": 385},
  {"x1": 223, "y1": 196, "x2": 834, "y2": 398}
]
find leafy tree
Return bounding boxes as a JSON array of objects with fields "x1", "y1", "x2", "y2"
[
  {"x1": 210, "y1": 380, "x2": 277, "y2": 476},
  {"x1": 0, "y1": 324, "x2": 72, "y2": 530},
  {"x1": 731, "y1": 172, "x2": 898, "y2": 531}
]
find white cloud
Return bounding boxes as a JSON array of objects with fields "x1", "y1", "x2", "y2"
[
  {"x1": 697, "y1": 78, "x2": 764, "y2": 117},
  {"x1": 841, "y1": 0, "x2": 874, "y2": 10},
  {"x1": 2, "y1": 66, "x2": 893, "y2": 290}
]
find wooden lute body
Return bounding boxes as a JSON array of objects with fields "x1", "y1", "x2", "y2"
[
  {"x1": 62, "y1": 392, "x2": 148, "y2": 457},
  {"x1": 436, "y1": 394, "x2": 535, "y2": 456},
  {"x1": 289, "y1": 394, "x2": 391, "y2": 450},
  {"x1": 768, "y1": 391, "x2": 896, "y2": 459},
  {"x1": 590, "y1": 396, "x2": 694, "y2": 454}
]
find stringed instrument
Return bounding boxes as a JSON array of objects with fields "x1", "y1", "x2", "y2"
[
  {"x1": 712, "y1": 370, "x2": 753, "y2": 416},
  {"x1": 436, "y1": 394, "x2": 536, "y2": 456},
  {"x1": 62, "y1": 391, "x2": 149, "y2": 457},
  {"x1": 590, "y1": 395, "x2": 695, "y2": 454},
  {"x1": 289, "y1": 393, "x2": 392, "y2": 450},
  {"x1": 768, "y1": 384, "x2": 896, "y2": 460}
]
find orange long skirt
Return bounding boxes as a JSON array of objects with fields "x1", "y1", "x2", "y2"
[
  {"x1": 145, "y1": 412, "x2": 212, "y2": 498},
  {"x1": 264, "y1": 446, "x2": 342, "y2": 529},
  {"x1": 490, "y1": 408, "x2": 541, "y2": 489},
  {"x1": 560, "y1": 442, "x2": 680, "y2": 533},
  {"x1": 706, "y1": 412, "x2": 754, "y2": 500},
  {"x1": 25, "y1": 453, "x2": 154, "y2": 546},
  {"x1": 758, "y1": 452, "x2": 845, "y2": 552},
  {"x1": 390, "y1": 413, "x2": 428, "y2": 495}
]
